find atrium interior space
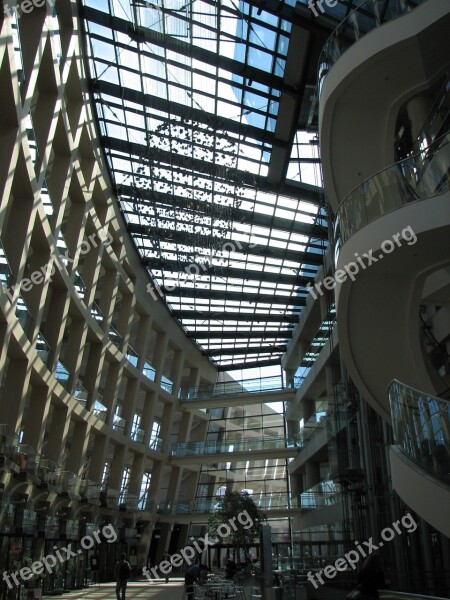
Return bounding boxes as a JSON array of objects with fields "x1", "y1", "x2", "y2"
[{"x1": 0, "y1": 0, "x2": 449, "y2": 599}]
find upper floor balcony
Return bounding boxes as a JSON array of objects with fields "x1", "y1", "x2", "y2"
[
  {"x1": 318, "y1": 0, "x2": 425, "y2": 98},
  {"x1": 388, "y1": 380, "x2": 450, "y2": 536},
  {"x1": 334, "y1": 131, "x2": 450, "y2": 260}
]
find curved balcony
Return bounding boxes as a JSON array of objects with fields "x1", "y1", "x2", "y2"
[
  {"x1": 334, "y1": 131, "x2": 450, "y2": 259},
  {"x1": 318, "y1": 0, "x2": 424, "y2": 98},
  {"x1": 388, "y1": 380, "x2": 450, "y2": 536},
  {"x1": 389, "y1": 380, "x2": 450, "y2": 484}
]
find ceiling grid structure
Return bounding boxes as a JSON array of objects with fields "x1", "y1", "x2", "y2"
[{"x1": 80, "y1": 0, "x2": 358, "y2": 370}]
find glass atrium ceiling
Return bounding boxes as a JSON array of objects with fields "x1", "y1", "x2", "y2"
[{"x1": 81, "y1": 0, "x2": 335, "y2": 370}]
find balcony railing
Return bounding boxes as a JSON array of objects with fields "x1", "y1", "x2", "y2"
[
  {"x1": 80, "y1": 479, "x2": 101, "y2": 503},
  {"x1": 169, "y1": 436, "x2": 297, "y2": 457},
  {"x1": 119, "y1": 492, "x2": 138, "y2": 512},
  {"x1": 149, "y1": 436, "x2": 163, "y2": 452},
  {"x1": 73, "y1": 271, "x2": 87, "y2": 300},
  {"x1": 17, "y1": 444, "x2": 40, "y2": 477},
  {"x1": 137, "y1": 496, "x2": 152, "y2": 512},
  {"x1": 58, "y1": 471, "x2": 81, "y2": 496},
  {"x1": 334, "y1": 131, "x2": 450, "y2": 257},
  {"x1": 54, "y1": 361, "x2": 71, "y2": 390},
  {"x1": 142, "y1": 362, "x2": 156, "y2": 381},
  {"x1": 22, "y1": 509, "x2": 37, "y2": 534},
  {"x1": 15, "y1": 296, "x2": 34, "y2": 340},
  {"x1": 36, "y1": 332, "x2": 51, "y2": 365},
  {"x1": 113, "y1": 415, "x2": 126, "y2": 434},
  {"x1": 160, "y1": 376, "x2": 174, "y2": 394},
  {"x1": 0, "y1": 425, "x2": 20, "y2": 462},
  {"x1": 108, "y1": 322, "x2": 123, "y2": 350},
  {"x1": 90, "y1": 300, "x2": 104, "y2": 324},
  {"x1": 38, "y1": 458, "x2": 60, "y2": 487},
  {"x1": 158, "y1": 494, "x2": 299, "y2": 515},
  {"x1": 93, "y1": 399, "x2": 108, "y2": 422},
  {"x1": 100, "y1": 487, "x2": 119, "y2": 508},
  {"x1": 126, "y1": 345, "x2": 139, "y2": 367},
  {"x1": 317, "y1": 0, "x2": 425, "y2": 97},
  {"x1": 0, "y1": 241, "x2": 13, "y2": 288},
  {"x1": 389, "y1": 380, "x2": 450, "y2": 485},
  {"x1": 74, "y1": 380, "x2": 88, "y2": 407},
  {"x1": 300, "y1": 480, "x2": 342, "y2": 510},
  {"x1": 131, "y1": 428, "x2": 145, "y2": 444},
  {"x1": 180, "y1": 375, "x2": 300, "y2": 401}
]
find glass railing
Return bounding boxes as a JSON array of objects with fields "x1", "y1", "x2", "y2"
[
  {"x1": 389, "y1": 380, "x2": 450, "y2": 485},
  {"x1": 100, "y1": 487, "x2": 119, "y2": 508},
  {"x1": 22, "y1": 509, "x2": 37, "y2": 534},
  {"x1": 15, "y1": 296, "x2": 34, "y2": 340},
  {"x1": 169, "y1": 436, "x2": 297, "y2": 457},
  {"x1": 0, "y1": 241, "x2": 13, "y2": 288},
  {"x1": 54, "y1": 361, "x2": 71, "y2": 390},
  {"x1": 142, "y1": 362, "x2": 156, "y2": 381},
  {"x1": 36, "y1": 332, "x2": 51, "y2": 365},
  {"x1": 90, "y1": 300, "x2": 104, "y2": 324},
  {"x1": 137, "y1": 496, "x2": 152, "y2": 512},
  {"x1": 300, "y1": 480, "x2": 342, "y2": 510},
  {"x1": 65, "y1": 519, "x2": 79, "y2": 539},
  {"x1": 0, "y1": 425, "x2": 20, "y2": 461},
  {"x1": 158, "y1": 494, "x2": 299, "y2": 515},
  {"x1": 149, "y1": 436, "x2": 163, "y2": 452},
  {"x1": 131, "y1": 427, "x2": 145, "y2": 444},
  {"x1": 126, "y1": 345, "x2": 139, "y2": 367},
  {"x1": 108, "y1": 322, "x2": 123, "y2": 350},
  {"x1": 334, "y1": 131, "x2": 450, "y2": 257},
  {"x1": 181, "y1": 375, "x2": 299, "y2": 400},
  {"x1": 119, "y1": 492, "x2": 138, "y2": 511},
  {"x1": 113, "y1": 415, "x2": 126, "y2": 434},
  {"x1": 58, "y1": 471, "x2": 81, "y2": 496},
  {"x1": 80, "y1": 479, "x2": 100, "y2": 502},
  {"x1": 411, "y1": 75, "x2": 450, "y2": 158},
  {"x1": 38, "y1": 458, "x2": 60, "y2": 487},
  {"x1": 317, "y1": 0, "x2": 424, "y2": 97},
  {"x1": 93, "y1": 399, "x2": 108, "y2": 422},
  {"x1": 17, "y1": 444, "x2": 40, "y2": 477},
  {"x1": 73, "y1": 271, "x2": 87, "y2": 300},
  {"x1": 74, "y1": 380, "x2": 88, "y2": 407},
  {"x1": 160, "y1": 375, "x2": 174, "y2": 394}
]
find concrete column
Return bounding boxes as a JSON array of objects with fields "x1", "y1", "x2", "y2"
[
  {"x1": 108, "y1": 444, "x2": 126, "y2": 491},
  {"x1": 170, "y1": 349, "x2": 185, "y2": 395},
  {"x1": 21, "y1": 386, "x2": 50, "y2": 454},
  {"x1": 45, "y1": 404, "x2": 71, "y2": 465},
  {"x1": 305, "y1": 462, "x2": 320, "y2": 489},
  {"x1": 89, "y1": 434, "x2": 108, "y2": 482},
  {"x1": 0, "y1": 358, "x2": 30, "y2": 431},
  {"x1": 65, "y1": 420, "x2": 90, "y2": 475},
  {"x1": 153, "y1": 332, "x2": 169, "y2": 384},
  {"x1": 128, "y1": 453, "x2": 145, "y2": 496},
  {"x1": 160, "y1": 402, "x2": 175, "y2": 454}
]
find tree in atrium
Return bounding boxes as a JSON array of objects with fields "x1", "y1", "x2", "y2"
[{"x1": 209, "y1": 490, "x2": 266, "y2": 566}]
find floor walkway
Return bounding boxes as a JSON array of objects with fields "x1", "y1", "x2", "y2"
[
  {"x1": 43, "y1": 580, "x2": 186, "y2": 600},
  {"x1": 42, "y1": 578, "x2": 350, "y2": 600}
]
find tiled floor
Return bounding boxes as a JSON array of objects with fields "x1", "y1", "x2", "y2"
[{"x1": 43, "y1": 580, "x2": 186, "y2": 600}]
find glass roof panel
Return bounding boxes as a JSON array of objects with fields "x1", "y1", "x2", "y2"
[{"x1": 81, "y1": 0, "x2": 333, "y2": 369}]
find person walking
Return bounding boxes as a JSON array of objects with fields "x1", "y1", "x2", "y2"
[
  {"x1": 114, "y1": 553, "x2": 131, "y2": 600},
  {"x1": 184, "y1": 564, "x2": 208, "y2": 600},
  {"x1": 357, "y1": 554, "x2": 386, "y2": 599}
]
